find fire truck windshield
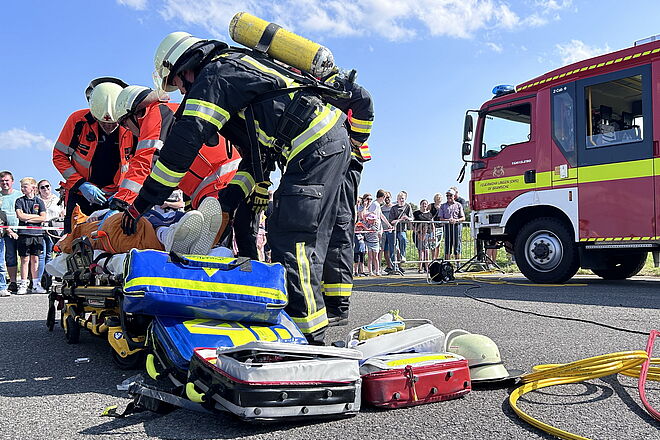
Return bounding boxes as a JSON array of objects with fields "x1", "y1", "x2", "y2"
[{"x1": 481, "y1": 103, "x2": 531, "y2": 158}]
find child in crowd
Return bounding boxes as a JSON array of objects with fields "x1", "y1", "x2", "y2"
[
  {"x1": 353, "y1": 221, "x2": 367, "y2": 276},
  {"x1": 363, "y1": 212, "x2": 381, "y2": 276},
  {"x1": 14, "y1": 177, "x2": 47, "y2": 294}
]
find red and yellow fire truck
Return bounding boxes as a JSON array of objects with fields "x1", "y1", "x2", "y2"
[{"x1": 461, "y1": 37, "x2": 660, "y2": 283}]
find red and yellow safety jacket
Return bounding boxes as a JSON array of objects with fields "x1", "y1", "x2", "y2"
[
  {"x1": 180, "y1": 140, "x2": 241, "y2": 209},
  {"x1": 116, "y1": 101, "x2": 241, "y2": 209},
  {"x1": 114, "y1": 102, "x2": 178, "y2": 204},
  {"x1": 52, "y1": 109, "x2": 136, "y2": 193}
]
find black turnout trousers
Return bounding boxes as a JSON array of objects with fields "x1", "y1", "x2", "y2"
[
  {"x1": 268, "y1": 124, "x2": 351, "y2": 344},
  {"x1": 322, "y1": 157, "x2": 363, "y2": 319}
]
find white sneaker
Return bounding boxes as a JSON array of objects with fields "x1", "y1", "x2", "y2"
[
  {"x1": 0, "y1": 289, "x2": 10, "y2": 297},
  {"x1": 163, "y1": 211, "x2": 204, "y2": 254},
  {"x1": 31, "y1": 283, "x2": 47, "y2": 294},
  {"x1": 190, "y1": 197, "x2": 223, "y2": 256},
  {"x1": 16, "y1": 281, "x2": 29, "y2": 295}
]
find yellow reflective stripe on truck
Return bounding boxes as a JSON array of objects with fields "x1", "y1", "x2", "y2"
[
  {"x1": 578, "y1": 158, "x2": 653, "y2": 183},
  {"x1": 475, "y1": 158, "x2": 656, "y2": 195}
]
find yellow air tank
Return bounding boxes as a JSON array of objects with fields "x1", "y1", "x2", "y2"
[{"x1": 229, "y1": 12, "x2": 335, "y2": 78}]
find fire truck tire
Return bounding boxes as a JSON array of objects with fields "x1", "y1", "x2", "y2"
[
  {"x1": 590, "y1": 252, "x2": 647, "y2": 280},
  {"x1": 514, "y1": 217, "x2": 578, "y2": 284}
]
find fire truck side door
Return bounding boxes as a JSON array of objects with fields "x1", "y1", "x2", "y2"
[
  {"x1": 472, "y1": 98, "x2": 536, "y2": 211},
  {"x1": 575, "y1": 65, "x2": 654, "y2": 240}
]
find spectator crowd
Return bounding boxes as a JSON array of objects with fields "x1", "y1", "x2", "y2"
[
  {"x1": 0, "y1": 165, "x2": 470, "y2": 297},
  {"x1": 354, "y1": 187, "x2": 467, "y2": 276},
  {"x1": 0, "y1": 170, "x2": 64, "y2": 296}
]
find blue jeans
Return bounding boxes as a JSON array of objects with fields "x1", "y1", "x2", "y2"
[
  {"x1": 143, "y1": 210, "x2": 185, "y2": 229},
  {"x1": 4, "y1": 235, "x2": 17, "y2": 268},
  {"x1": 390, "y1": 230, "x2": 407, "y2": 263},
  {"x1": 38, "y1": 234, "x2": 54, "y2": 279},
  {"x1": 0, "y1": 237, "x2": 7, "y2": 290}
]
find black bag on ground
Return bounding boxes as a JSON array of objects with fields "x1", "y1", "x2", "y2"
[{"x1": 428, "y1": 260, "x2": 455, "y2": 283}]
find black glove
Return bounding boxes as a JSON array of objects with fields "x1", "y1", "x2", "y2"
[
  {"x1": 108, "y1": 196, "x2": 129, "y2": 212},
  {"x1": 121, "y1": 205, "x2": 144, "y2": 236},
  {"x1": 250, "y1": 181, "x2": 271, "y2": 214}
]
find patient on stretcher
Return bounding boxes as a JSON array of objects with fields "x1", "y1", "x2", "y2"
[{"x1": 56, "y1": 197, "x2": 223, "y2": 256}]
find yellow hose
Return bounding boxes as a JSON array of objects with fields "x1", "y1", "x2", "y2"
[{"x1": 509, "y1": 351, "x2": 658, "y2": 439}]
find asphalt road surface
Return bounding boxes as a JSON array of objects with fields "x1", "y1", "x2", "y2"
[{"x1": 1, "y1": 273, "x2": 658, "y2": 439}]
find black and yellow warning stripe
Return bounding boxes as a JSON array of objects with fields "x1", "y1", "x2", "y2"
[{"x1": 517, "y1": 46, "x2": 660, "y2": 92}]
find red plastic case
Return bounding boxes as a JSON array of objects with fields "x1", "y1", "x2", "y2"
[{"x1": 361, "y1": 354, "x2": 471, "y2": 408}]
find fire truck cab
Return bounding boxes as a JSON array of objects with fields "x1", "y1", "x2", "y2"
[{"x1": 462, "y1": 37, "x2": 660, "y2": 283}]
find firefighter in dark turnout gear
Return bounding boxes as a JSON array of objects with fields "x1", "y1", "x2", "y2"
[
  {"x1": 320, "y1": 71, "x2": 374, "y2": 325},
  {"x1": 123, "y1": 32, "x2": 354, "y2": 344}
]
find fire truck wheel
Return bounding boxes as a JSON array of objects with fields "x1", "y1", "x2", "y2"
[
  {"x1": 514, "y1": 217, "x2": 578, "y2": 284},
  {"x1": 590, "y1": 252, "x2": 647, "y2": 280}
]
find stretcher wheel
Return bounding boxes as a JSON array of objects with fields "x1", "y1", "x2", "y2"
[
  {"x1": 41, "y1": 273, "x2": 52, "y2": 290},
  {"x1": 111, "y1": 349, "x2": 145, "y2": 370},
  {"x1": 64, "y1": 314, "x2": 80, "y2": 344},
  {"x1": 46, "y1": 304, "x2": 56, "y2": 332}
]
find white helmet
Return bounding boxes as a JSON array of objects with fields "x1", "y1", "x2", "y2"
[
  {"x1": 115, "y1": 85, "x2": 169, "y2": 122},
  {"x1": 89, "y1": 82, "x2": 124, "y2": 123},
  {"x1": 444, "y1": 329, "x2": 520, "y2": 383},
  {"x1": 154, "y1": 31, "x2": 203, "y2": 92},
  {"x1": 85, "y1": 77, "x2": 128, "y2": 102}
]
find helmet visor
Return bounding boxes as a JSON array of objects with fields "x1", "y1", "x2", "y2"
[{"x1": 153, "y1": 69, "x2": 177, "y2": 93}]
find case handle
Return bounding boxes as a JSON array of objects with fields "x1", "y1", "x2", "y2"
[{"x1": 168, "y1": 252, "x2": 252, "y2": 272}]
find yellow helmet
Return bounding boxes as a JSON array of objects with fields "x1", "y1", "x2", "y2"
[
  {"x1": 444, "y1": 329, "x2": 520, "y2": 383},
  {"x1": 153, "y1": 31, "x2": 202, "y2": 92}
]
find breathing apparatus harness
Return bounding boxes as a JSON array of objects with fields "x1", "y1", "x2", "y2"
[{"x1": 170, "y1": 37, "x2": 352, "y2": 184}]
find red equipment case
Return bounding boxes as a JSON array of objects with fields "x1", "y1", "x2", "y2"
[{"x1": 360, "y1": 353, "x2": 471, "y2": 408}]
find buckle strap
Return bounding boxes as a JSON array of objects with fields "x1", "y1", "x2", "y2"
[{"x1": 276, "y1": 93, "x2": 321, "y2": 145}]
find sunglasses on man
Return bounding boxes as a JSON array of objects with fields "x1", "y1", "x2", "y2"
[{"x1": 40, "y1": 185, "x2": 50, "y2": 189}]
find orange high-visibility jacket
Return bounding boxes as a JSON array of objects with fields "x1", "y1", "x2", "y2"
[
  {"x1": 114, "y1": 101, "x2": 241, "y2": 208},
  {"x1": 52, "y1": 109, "x2": 136, "y2": 193},
  {"x1": 181, "y1": 140, "x2": 242, "y2": 209},
  {"x1": 114, "y1": 102, "x2": 178, "y2": 203}
]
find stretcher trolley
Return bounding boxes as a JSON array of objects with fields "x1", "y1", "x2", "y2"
[{"x1": 46, "y1": 236, "x2": 150, "y2": 369}]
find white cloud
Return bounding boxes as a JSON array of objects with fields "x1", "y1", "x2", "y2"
[
  {"x1": 555, "y1": 39, "x2": 610, "y2": 65},
  {"x1": 486, "y1": 42, "x2": 503, "y2": 53},
  {"x1": 0, "y1": 129, "x2": 54, "y2": 151},
  {"x1": 535, "y1": 0, "x2": 573, "y2": 12},
  {"x1": 117, "y1": 0, "x2": 148, "y2": 10},
  {"x1": 119, "y1": 0, "x2": 575, "y2": 42}
]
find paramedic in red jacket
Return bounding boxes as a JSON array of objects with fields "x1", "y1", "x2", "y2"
[
  {"x1": 52, "y1": 77, "x2": 136, "y2": 233},
  {"x1": 113, "y1": 85, "x2": 241, "y2": 251}
]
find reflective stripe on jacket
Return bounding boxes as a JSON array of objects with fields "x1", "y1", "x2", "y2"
[
  {"x1": 114, "y1": 102, "x2": 177, "y2": 204},
  {"x1": 178, "y1": 139, "x2": 242, "y2": 209},
  {"x1": 139, "y1": 49, "x2": 345, "y2": 208},
  {"x1": 52, "y1": 109, "x2": 136, "y2": 193}
]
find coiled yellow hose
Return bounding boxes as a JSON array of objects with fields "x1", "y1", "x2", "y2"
[{"x1": 509, "y1": 350, "x2": 660, "y2": 439}]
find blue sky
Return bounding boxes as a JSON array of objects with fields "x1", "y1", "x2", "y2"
[{"x1": 0, "y1": 0, "x2": 658, "y2": 206}]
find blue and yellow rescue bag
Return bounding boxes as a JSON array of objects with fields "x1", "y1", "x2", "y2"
[
  {"x1": 123, "y1": 250, "x2": 287, "y2": 323},
  {"x1": 148, "y1": 311, "x2": 306, "y2": 383}
]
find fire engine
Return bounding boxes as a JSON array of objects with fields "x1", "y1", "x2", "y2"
[{"x1": 461, "y1": 36, "x2": 660, "y2": 283}]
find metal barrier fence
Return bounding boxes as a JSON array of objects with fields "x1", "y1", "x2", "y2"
[{"x1": 355, "y1": 220, "x2": 501, "y2": 273}]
